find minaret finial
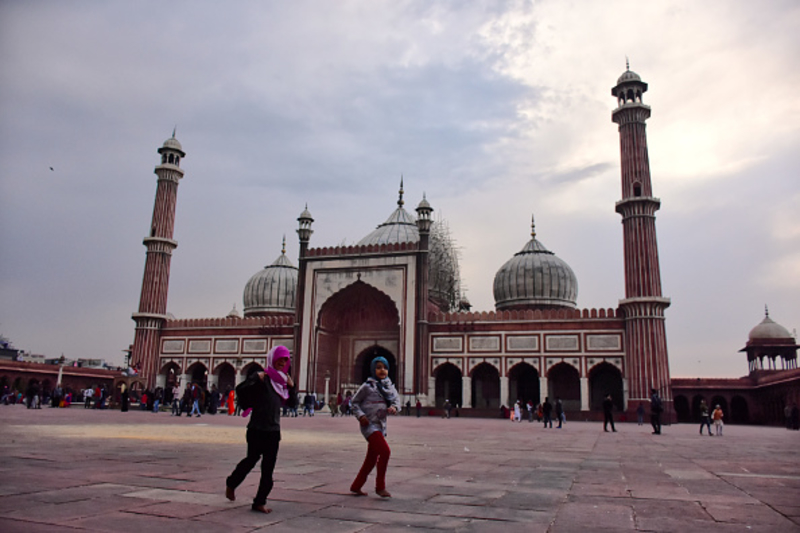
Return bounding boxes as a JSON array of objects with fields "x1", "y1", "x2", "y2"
[
  {"x1": 281, "y1": 235, "x2": 286, "y2": 255},
  {"x1": 625, "y1": 56, "x2": 629, "y2": 71},
  {"x1": 765, "y1": 304, "x2": 769, "y2": 317},
  {"x1": 398, "y1": 175, "x2": 405, "y2": 207},
  {"x1": 531, "y1": 213, "x2": 536, "y2": 239},
  {"x1": 172, "y1": 126, "x2": 176, "y2": 138}
]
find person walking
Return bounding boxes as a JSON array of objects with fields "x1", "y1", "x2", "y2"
[
  {"x1": 225, "y1": 346, "x2": 292, "y2": 515},
  {"x1": 636, "y1": 402, "x2": 645, "y2": 426},
  {"x1": 699, "y1": 399, "x2": 713, "y2": 436},
  {"x1": 555, "y1": 398, "x2": 564, "y2": 428},
  {"x1": 349, "y1": 356, "x2": 400, "y2": 498},
  {"x1": 712, "y1": 404, "x2": 724, "y2": 436},
  {"x1": 190, "y1": 383, "x2": 202, "y2": 417},
  {"x1": 650, "y1": 389, "x2": 663, "y2": 435},
  {"x1": 603, "y1": 394, "x2": 616, "y2": 432},
  {"x1": 415, "y1": 399, "x2": 421, "y2": 418},
  {"x1": 542, "y1": 397, "x2": 553, "y2": 428}
]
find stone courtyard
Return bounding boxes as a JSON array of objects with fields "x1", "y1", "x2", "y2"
[{"x1": 1, "y1": 406, "x2": 798, "y2": 532}]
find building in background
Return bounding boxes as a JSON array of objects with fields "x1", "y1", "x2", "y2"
[{"x1": 124, "y1": 68, "x2": 796, "y2": 423}]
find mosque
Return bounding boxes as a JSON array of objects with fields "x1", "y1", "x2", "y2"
[{"x1": 127, "y1": 67, "x2": 798, "y2": 422}]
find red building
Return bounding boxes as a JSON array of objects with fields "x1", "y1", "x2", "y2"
[{"x1": 126, "y1": 68, "x2": 798, "y2": 423}]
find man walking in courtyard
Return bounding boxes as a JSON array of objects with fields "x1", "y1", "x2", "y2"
[
  {"x1": 603, "y1": 394, "x2": 616, "y2": 432},
  {"x1": 650, "y1": 389, "x2": 663, "y2": 435}
]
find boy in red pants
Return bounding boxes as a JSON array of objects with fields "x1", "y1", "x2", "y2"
[{"x1": 350, "y1": 356, "x2": 400, "y2": 498}]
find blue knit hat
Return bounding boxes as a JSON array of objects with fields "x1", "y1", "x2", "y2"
[{"x1": 370, "y1": 356, "x2": 389, "y2": 378}]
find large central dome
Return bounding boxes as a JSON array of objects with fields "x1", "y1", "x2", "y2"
[
  {"x1": 357, "y1": 183, "x2": 419, "y2": 246},
  {"x1": 493, "y1": 218, "x2": 578, "y2": 311},
  {"x1": 356, "y1": 183, "x2": 463, "y2": 312}
]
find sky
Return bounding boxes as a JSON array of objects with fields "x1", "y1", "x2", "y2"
[{"x1": 1, "y1": 1, "x2": 798, "y2": 378}]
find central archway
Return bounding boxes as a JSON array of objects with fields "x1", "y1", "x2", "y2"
[
  {"x1": 356, "y1": 345, "x2": 397, "y2": 384},
  {"x1": 314, "y1": 280, "x2": 401, "y2": 395}
]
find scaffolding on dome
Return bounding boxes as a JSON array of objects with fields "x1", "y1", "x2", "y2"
[{"x1": 428, "y1": 218, "x2": 466, "y2": 312}]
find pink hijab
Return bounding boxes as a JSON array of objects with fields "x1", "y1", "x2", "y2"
[{"x1": 265, "y1": 345, "x2": 291, "y2": 400}]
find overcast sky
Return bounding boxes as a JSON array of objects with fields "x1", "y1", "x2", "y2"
[{"x1": 1, "y1": 1, "x2": 798, "y2": 378}]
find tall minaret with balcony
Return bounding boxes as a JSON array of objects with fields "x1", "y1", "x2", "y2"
[
  {"x1": 612, "y1": 65, "x2": 672, "y2": 413},
  {"x1": 131, "y1": 132, "x2": 185, "y2": 388}
]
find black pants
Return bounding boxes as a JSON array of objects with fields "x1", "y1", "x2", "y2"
[
  {"x1": 227, "y1": 429, "x2": 280, "y2": 506},
  {"x1": 651, "y1": 413, "x2": 662, "y2": 434},
  {"x1": 603, "y1": 412, "x2": 615, "y2": 431}
]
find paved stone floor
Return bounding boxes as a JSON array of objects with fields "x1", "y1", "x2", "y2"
[{"x1": 1, "y1": 406, "x2": 798, "y2": 532}]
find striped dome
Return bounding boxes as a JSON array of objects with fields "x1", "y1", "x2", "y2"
[
  {"x1": 357, "y1": 205, "x2": 419, "y2": 246},
  {"x1": 493, "y1": 222, "x2": 577, "y2": 311},
  {"x1": 243, "y1": 249, "x2": 297, "y2": 316}
]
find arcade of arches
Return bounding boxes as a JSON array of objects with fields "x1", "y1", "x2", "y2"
[{"x1": 431, "y1": 360, "x2": 623, "y2": 412}]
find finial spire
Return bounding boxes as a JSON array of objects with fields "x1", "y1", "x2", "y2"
[
  {"x1": 531, "y1": 213, "x2": 537, "y2": 239},
  {"x1": 281, "y1": 235, "x2": 286, "y2": 255},
  {"x1": 172, "y1": 126, "x2": 177, "y2": 138},
  {"x1": 625, "y1": 56, "x2": 629, "y2": 71},
  {"x1": 398, "y1": 175, "x2": 405, "y2": 207},
  {"x1": 765, "y1": 304, "x2": 769, "y2": 317}
]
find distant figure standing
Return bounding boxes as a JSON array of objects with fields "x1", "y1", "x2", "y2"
[
  {"x1": 121, "y1": 386, "x2": 129, "y2": 412},
  {"x1": 415, "y1": 399, "x2": 422, "y2": 418},
  {"x1": 526, "y1": 400, "x2": 534, "y2": 422},
  {"x1": 444, "y1": 399, "x2": 452, "y2": 419},
  {"x1": 555, "y1": 398, "x2": 564, "y2": 428},
  {"x1": 603, "y1": 394, "x2": 616, "y2": 432},
  {"x1": 712, "y1": 404, "x2": 724, "y2": 436},
  {"x1": 636, "y1": 402, "x2": 645, "y2": 426},
  {"x1": 83, "y1": 387, "x2": 94, "y2": 409},
  {"x1": 699, "y1": 399, "x2": 713, "y2": 436},
  {"x1": 513, "y1": 400, "x2": 522, "y2": 422},
  {"x1": 650, "y1": 389, "x2": 663, "y2": 435},
  {"x1": 542, "y1": 397, "x2": 553, "y2": 428}
]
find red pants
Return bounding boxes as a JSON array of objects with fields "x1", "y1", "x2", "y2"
[{"x1": 351, "y1": 431, "x2": 391, "y2": 491}]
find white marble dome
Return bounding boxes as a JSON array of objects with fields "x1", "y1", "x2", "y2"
[
  {"x1": 493, "y1": 221, "x2": 578, "y2": 311},
  {"x1": 243, "y1": 248, "x2": 298, "y2": 316}
]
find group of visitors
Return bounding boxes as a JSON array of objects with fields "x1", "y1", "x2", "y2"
[
  {"x1": 224, "y1": 347, "x2": 401, "y2": 515},
  {"x1": 0, "y1": 382, "x2": 103, "y2": 409}
]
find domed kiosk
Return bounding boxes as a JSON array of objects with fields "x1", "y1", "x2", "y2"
[
  {"x1": 493, "y1": 217, "x2": 578, "y2": 311},
  {"x1": 740, "y1": 307, "x2": 799, "y2": 372}
]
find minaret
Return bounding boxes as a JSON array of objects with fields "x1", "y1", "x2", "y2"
[
  {"x1": 131, "y1": 132, "x2": 186, "y2": 388},
  {"x1": 415, "y1": 192, "x2": 433, "y2": 396},
  {"x1": 611, "y1": 65, "x2": 672, "y2": 413},
  {"x1": 293, "y1": 204, "x2": 314, "y2": 387}
]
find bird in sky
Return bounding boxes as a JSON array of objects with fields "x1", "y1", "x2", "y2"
[{"x1": 49, "y1": 167, "x2": 54, "y2": 171}]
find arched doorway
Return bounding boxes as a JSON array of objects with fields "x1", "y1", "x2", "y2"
[
  {"x1": 508, "y1": 363, "x2": 539, "y2": 406},
  {"x1": 215, "y1": 362, "x2": 237, "y2": 395},
  {"x1": 159, "y1": 362, "x2": 181, "y2": 402},
  {"x1": 674, "y1": 395, "x2": 690, "y2": 423},
  {"x1": 434, "y1": 362, "x2": 462, "y2": 408},
  {"x1": 315, "y1": 280, "x2": 401, "y2": 394},
  {"x1": 731, "y1": 396, "x2": 749, "y2": 424},
  {"x1": 588, "y1": 363, "x2": 623, "y2": 411},
  {"x1": 241, "y1": 362, "x2": 264, "y2": 381},
  {"x1": 356, "y1": 345, "x2": 397, "y2": 384},
  {"x1": 186, "y1": 362, "x2": 208, "y2": 389},
  {"x1": 471, "y1": 363, "x2": 500, "y2": 409},
  {"x1": 548, "y1": 363, "x2": 580, "y2": 411}
]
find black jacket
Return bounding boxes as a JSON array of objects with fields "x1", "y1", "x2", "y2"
[{"x1": 246, "y1": 376, "x2": 282, "y2": 433}]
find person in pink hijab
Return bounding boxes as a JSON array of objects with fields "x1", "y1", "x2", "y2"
[{"x1": 225, "y1": 346, "x2": 293, "y2": 514}]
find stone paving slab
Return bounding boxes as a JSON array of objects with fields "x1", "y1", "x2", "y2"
[{"x1": 1, "y1": 406, "x2": 799, "y2": 532}]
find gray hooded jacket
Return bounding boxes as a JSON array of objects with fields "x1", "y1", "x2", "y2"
[{"x1": 351, "y1": 377, "x2": 401, "y2": 440}]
